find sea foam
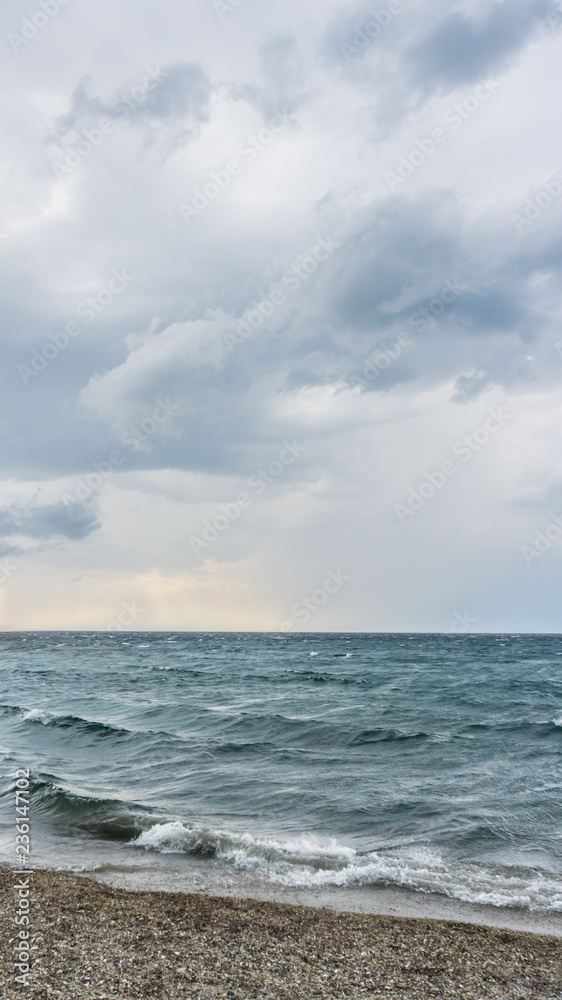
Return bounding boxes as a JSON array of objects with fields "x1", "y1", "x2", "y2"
[{"x1": 131, "y1": 822, "x2": 562, "y2": 912}]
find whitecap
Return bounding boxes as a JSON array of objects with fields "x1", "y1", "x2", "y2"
[
  {"x1": 130, "y1": 824, "x2": 562, "y2": 913},
  {"x1": 21, "y1": 708, "x2": 54, "y2": 724}
]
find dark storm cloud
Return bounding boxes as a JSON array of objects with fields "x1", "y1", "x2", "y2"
[
  {"x1": 408, "y1": 0, "x2": 557, "y2": 88},
  {"x1": 0, "y1": 500, "x2": 100, "y2": 542},
  {"x1": 71, "y1": 175, "x2": 562, "y2": 469},
  {"x1": 0, "y1": 0, "x2": 560, "y2": 485},
  {"x1": 319, "y1": 0, "x2": 558, "y2": 137},
  {"x1": 318, "y1": 0, "x2": 407, "y2": 69},
  {"x1": 324, "y1": 195, "x2": 464, "y2": 332}
]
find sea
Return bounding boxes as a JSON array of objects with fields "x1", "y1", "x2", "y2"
[{"x1": 1, "y1": 631, "x2": 562, "y2": 934}]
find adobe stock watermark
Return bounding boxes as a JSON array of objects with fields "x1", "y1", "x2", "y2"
[
  {"x1": 408, "y1": 279, "x2": 466, "y2": 333},
  {"x1": 51, "y1": 67, "x2": 165, "y2": 180},
  {"x1": 511, "y1": 170, "x2": 562, "y2": 234},
  {"x1": 17, "y1": 268, "x2": 135, "y2": 386},
  {"x1": 224, "y1": 237, "x2": 340, "y2": 352},
  {"x1": 344, "y1": 279, "x2": 464, "y2": 392},
  {"x1": 449, "y1": 610, "x2": 477, "y2": 633},
  {"x1": 13, "y1": 767, "x2": 34, "y2": 987},
  {"x1": 106, "y1": 600, "x2": 144, "y2": 632},
  {"x1": 52, "y1": 119, "x2": 115, "y2": 179},
  {"x1": 7, "y1": 0, "x2": 75, "y2": 54},
  {"x1": 385, "y1": 79, "x2": 502, "y2": 192},
  {"x1": 0, "y1": 558, "x2": 17, "y2": 584},
  {"x1": 521, "y1": 512, "x2": 562, "y2": 567},
  {"x1": 345, "y1": 332, "x2": 412, "y2": 392},
  {"x1": 340, "y1": 1, "x2": 403, "y2": 62},
  {"x1": 546, "y1": 4, "x2": 562, "y2": 30},
  {"x1": 395, "y1": 404, "x2": 510, "y2": 523},
  {"x1": 280, "y1": 569, "x2": 350, "y2": 631},
  {"x1": 213, "y1": 0, "x2": 245, "y2": 19},
  {"x1": 62, "y1": 398, "x2": 178, "y2": 505},
  {"x1": 179, "y1": 108, "x2": 291, "y2": 224},
  {"x1": 189, "y1": 440, "x2": 305, "y2": 555}
]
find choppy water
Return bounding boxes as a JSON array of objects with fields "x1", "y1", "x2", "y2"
[{"x1": 1, "y1": 631, "x2": 561, "y2": 920}]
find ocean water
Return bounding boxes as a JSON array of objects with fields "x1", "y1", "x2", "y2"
[{"x1": 1, "y1": 631, "x2": 562, "y2": 928}]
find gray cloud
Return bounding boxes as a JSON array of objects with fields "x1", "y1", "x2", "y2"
[
  {"x1": 234, "y1": 34, "x2": 308, "y2": 119},
  {"x1": 49, "y1": 62, "x2": 213, "y2": 157},
  {"x1": 1, "y1": 0, "x2": 561, "y2": 628},
  {"x1": 319, "y1": 0, "x2": 558, "y2": 136},
  {"x1": 0, "y1": 501, "x2": 100, "y2": 543},
  {"x1": 408, "y1": 0, "x2": 557, "y2": 88}
]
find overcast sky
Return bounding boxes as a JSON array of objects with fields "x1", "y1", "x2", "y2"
[{"x1": 1, "y1": 0, "x2": 562, "y2": 632}]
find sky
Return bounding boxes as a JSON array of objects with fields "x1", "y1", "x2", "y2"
[{"x1": 1, "y1": 0, "x2": 562, "y2": 632}]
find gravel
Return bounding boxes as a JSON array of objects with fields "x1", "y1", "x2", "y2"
[{"x1": 1, "y1": 867, "x2": 561, "y2": 999}]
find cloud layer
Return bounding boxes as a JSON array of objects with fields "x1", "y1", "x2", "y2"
[{"x1": 2, "y1": 0, "x2": 562, "y2": 630}]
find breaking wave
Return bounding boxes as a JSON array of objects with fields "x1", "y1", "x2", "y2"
[
  {"x1": 131, "y1": 822, "x2": 562, "y2": 913},
  {"x1": 10, "y1": 776, "x2": 157, "y2": 841}
]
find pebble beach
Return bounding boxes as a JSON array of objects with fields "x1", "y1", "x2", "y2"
[{"x1": 1, "y1": 867, "x2": 561, "y2": 1000}]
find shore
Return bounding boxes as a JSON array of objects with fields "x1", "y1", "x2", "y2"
[{"x1": 1, "y1": 868, "x2": 561, "y2": 999}]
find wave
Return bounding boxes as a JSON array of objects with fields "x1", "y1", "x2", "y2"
[
  {"x1": 132, "y1": 823, "x2": 358, "y2": 866},
  {"x1": 131, "y1": 822, "x2": 562, "y2": 913},
  {"x1": 17, "y1": 777, "x2": 156, "y2": 841},
  {"x1": 6, "y1": 704, "x2": 180, "y2": 747},
  {"x1": 0, "y1": 703, "x2": 25, "y2": 718},
  {"x1": 6, "y1": 703, "x2": 561, "y2": 765},
  {"x1": 462, "y1": 720, "x2": 562, "y2": 739},
  {"x1": 0, "y1": 702, "x2": 135, "y2": 739},
  {"x1": 282, "y1": 670, "x2": 370, "y2": 685},
  {"x1": 349, "y1": 729, "x2": 429, "y2": 746},
  {"x1": 21, "y1": 708, "x2": 55, "y2": 724},
  {"x1": 23, "y1": 710, "x2": 140, "y2": 741},
  {"x1": 4, "y1": 701, "x2": 429, "y2": 756}
]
